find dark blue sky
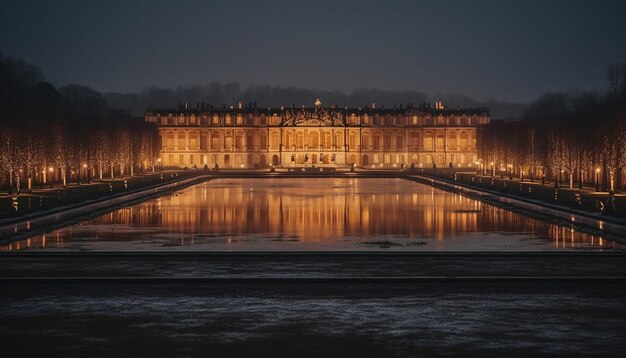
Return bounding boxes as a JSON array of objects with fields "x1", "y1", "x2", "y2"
[{"x1": 1, "y1": 0, "x2": 625, "y2": 102}]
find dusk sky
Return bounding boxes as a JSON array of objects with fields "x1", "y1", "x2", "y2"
[{"x1": 2, "y1": 0, "x2": 625, "y2": 102}]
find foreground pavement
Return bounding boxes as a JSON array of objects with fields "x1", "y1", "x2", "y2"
[{"x1": 1, "y1": 252, "x2": 625, "y2": 357}]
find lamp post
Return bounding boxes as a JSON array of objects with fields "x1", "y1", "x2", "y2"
[
  {"x1": 579, "y1": 169, "x2": 583, "y2": 190},
  {"x1": 48, "y1": 167, "x2": 54, "y2": 189},
  {"x1": 595, "y1": 168, "x2": 600, "y2": 192}
]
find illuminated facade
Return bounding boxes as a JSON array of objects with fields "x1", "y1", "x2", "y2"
[{"x1": 144, "y1": 101, "x2": 490, "y2": 168}]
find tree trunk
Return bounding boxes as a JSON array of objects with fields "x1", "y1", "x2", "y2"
[
  {"x1": 61, "y1": 166, "x2": 67, "y2": 188},
  {"x1": 569, "y1": 172, "x2": 573, "y2": 189},
  {"x1": 8, "y1": 169, "x2": 13, "y2": 195}
]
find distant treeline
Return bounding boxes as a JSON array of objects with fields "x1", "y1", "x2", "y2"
[
  {"x1": 104, "y1": 84, "x2": 528, "y2": 119},
  {"x1": 0, "y1": 53, "x2": 159, "y2": 194},
  {"x1": 478, "y1": 63, "x2": 626, "y2": 191}
]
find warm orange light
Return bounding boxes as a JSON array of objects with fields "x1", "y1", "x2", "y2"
[
  {"x1": 595, "y1": 168, "x2": 601, "y2": 173},
  {"x1": 48, "y1": 167, "x2": 54, "y2": 172}
]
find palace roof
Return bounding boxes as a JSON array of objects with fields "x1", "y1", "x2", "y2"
[{"x1": 146, "y1": 105, "x2": 489, "y2": 117}]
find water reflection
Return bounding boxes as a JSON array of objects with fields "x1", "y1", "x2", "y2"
[{"x1": 2, "y1": 178, "x2": 623, "y2": 251}]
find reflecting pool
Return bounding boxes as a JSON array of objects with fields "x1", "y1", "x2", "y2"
[{"x1": 2, "y1": 178, "x2": 623, "y2": 251}]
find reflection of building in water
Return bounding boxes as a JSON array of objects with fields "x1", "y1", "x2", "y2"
[
  {"x1": 145, "y1": 101, "x2": 490, "y2": 168},
  {"x1": 152, "y1": 182, "x2": 486, "y2": 240},
  {"x1": 1, "y1": 179, "x2": 620, "y2": 251}
]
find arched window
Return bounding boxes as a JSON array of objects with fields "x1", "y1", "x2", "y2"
[
  {"x1": 410, "y1": 131, "x2": 420, "y2": 149},
  {"x1": 424, "y1": 132, "x2": 433, "y2": 149},
  {"x1": 296, "y1": 132, "x2": 304, "y2": 149},
  {"x1": 225, "y1": 132, "x2": 233, "y2": 149},
  {"x1": 323, "y1": 131, "x2": 331, "y2": 148},
  {"x1": 334, "y1": 133, "x2": 342, "y2": 148},
  {"x1": 460, "y1": 131, "x2": 468, "y2": 150},
  {"x1": 165, "y1": 132, "x2": 175, "y2": 150},
  {"x1": 309, "y1": 132, "x2": 319, "y2": 148},
  {"x1": 349, "y1": 132, "x2": 357, "y2": 149},
  {"x1": 285, "y1": 133, "x2": 292, "y2": 149},
  {"x1": 448, "y1": 131, "x2": 457, "y2": 150},
  {"x1": 436, "y1": 133, "x2": 444, "y2": 149},
  {"x1": 234, "y1": 133, "x2": 243, "y2": 149},
  {"x1": 270, "y1": 133, "x2": 279, "y2": 149},
  {"x1": 362, "y1": 133, "x2": 369, "y2": 149},
  {"x1": 211, "y1": 132, "x2": 220, "y2": 149},
  {"x1": 384, "y1": 135, "x2": 392, "y2": 149},
  {"x1": 188, "y1": 133, "x2": 198, "y2": 150},
  {"x1": 177, "y1": 133, "x2": 186, "y2": 150}
]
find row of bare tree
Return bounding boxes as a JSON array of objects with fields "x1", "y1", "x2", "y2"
[
  {"x1": 0, "y1": 53, "x2": 160, "y2": 194},
  {"x1": 478, "y1": 64, "x2": 626, "y2": 192}
]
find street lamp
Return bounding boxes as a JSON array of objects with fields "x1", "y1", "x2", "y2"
[
  {"x1": 595, "y1": 168, "x2": 600, "y2": 192},
  {"x1": 48, "y1": 167, "x2": 54, "y2": 188},
  {"x1": 83, "y1": 164, "x2": 89, "y2": 184}
]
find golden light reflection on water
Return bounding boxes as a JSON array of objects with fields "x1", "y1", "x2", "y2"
[{"x1": 1, "y1": 178, "x2": 624, "y2": 251}]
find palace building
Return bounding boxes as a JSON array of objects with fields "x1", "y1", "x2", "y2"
[{"x1": 144, "y1": 100, "x2": 490, "y2": 169}]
